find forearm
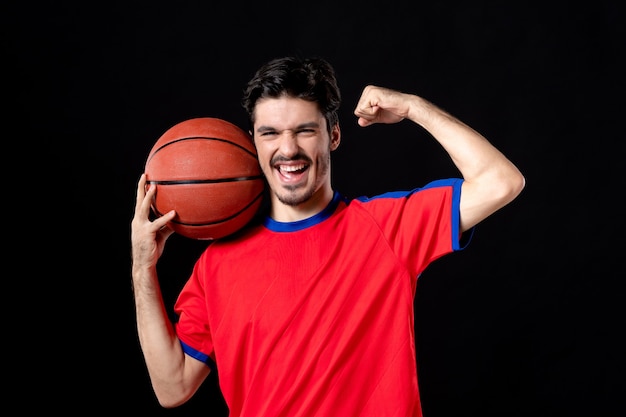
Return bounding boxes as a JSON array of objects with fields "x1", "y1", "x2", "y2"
[
  {"x1": 406, "y1": 96, "x2": 504, "y2": 178},
  {"x1": 132, "y1": 265, "x2": 199, "y2": 407}
]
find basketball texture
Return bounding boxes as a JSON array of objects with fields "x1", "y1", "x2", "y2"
[{"x1": 144, "y1": 117, "x2": 265, "y2": 240}]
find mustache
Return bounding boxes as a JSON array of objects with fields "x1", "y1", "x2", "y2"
[{"x1": 271, "y1": 154, "x2": 312, "y2": 165}]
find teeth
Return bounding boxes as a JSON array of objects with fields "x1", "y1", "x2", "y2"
[{"x1": 280, "y1": 164, "x2": 305, "y2": 172}]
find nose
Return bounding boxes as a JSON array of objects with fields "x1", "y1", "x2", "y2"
[{"x1": 277, "y1": 131, "x2": 299, "y2": 157}]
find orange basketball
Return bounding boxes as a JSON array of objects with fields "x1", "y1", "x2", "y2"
[{"x1": 144, "y1": 117, "x2": 265, "y2": 240}]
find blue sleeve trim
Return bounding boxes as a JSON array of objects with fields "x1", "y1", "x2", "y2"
[
  {"x1": 354, "y1": 190, "x2": 412, "y2": 201},
  {"x1": 449, "y1": 178, "x2": 474, "y2": 251},
  {"x1": 354, "y1": 178, "x2": 462, "y2": 202},
  {"x1": 180, "y1": 340, "x2": 216, "y2": 372}
]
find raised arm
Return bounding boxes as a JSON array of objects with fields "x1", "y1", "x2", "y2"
[
  {"x1": 131, "y1": 174, "x2": 210, "y2": 407},
  {"x1": 354, "y1": 85, "x2": 525, "y2": 232}
]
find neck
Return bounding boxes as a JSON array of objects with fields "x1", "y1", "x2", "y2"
[{"x1": 270, "y1": 186, "x2": 335, "y2": 222}]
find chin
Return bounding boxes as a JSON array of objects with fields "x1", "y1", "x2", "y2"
[{"x1": 275, "y1": 187, "x2": 315, "y2": 207}]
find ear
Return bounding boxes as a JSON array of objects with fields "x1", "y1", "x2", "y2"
[{"x1": 330, "y1": 123, "x2": 341, "y2": 151}]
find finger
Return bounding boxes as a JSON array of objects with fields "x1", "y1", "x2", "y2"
[
  {"x1": 135, "y1": 173, "x2": 147, "y2": 208},
  {"x1": 355, "y1": 101, "x2": 380, "y2": 127},
  {"x1": 357, "y1": 117, "x2": 373, "y2": 127},
  {"x1": 152, "y1": 209, "x2": 177, "y2": 231},
  {"x1": 140, "y1": 179, "x2": 157, "y2": 216}
]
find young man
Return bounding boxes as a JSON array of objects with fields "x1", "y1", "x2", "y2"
[{"x1": 131, "y1": 56, "x2": 525, "y2": 416}]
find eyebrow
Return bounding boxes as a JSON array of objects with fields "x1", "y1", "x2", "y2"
[{"x1": 256, "y1": 121, "x2": 321, "y2": 133}]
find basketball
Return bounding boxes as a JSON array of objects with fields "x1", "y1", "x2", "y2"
[{"x1": 144, "y1": 117, "x2": 265, "y2": 240}]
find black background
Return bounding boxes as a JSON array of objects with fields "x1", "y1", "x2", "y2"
[{"x1": 11, "y1": 1, "x2": 624, "y2": 416}]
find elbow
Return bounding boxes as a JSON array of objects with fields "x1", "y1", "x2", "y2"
[
  {"x1": 460, "y1": 167, "x2": 526, "y2": 231},
  {"x1": 510, "y1": 170, "x2": 526, "y2": 200},
  {"x1": 148, "y1": 355, "x2": 210, "y2": 409},
  {"x1": 499, "y1": 168, "x2": 526, "y2": 206},
  {"x1": 156, "y1": 394, "x2": 191, "y2": 409},
  {"x1": 153, "y1": 385, "x2": 196, "y2": 409}
]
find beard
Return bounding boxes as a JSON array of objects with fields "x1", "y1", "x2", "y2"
[
  {"x1": 275, "y1": 185, "x2": 316, "y2": 206},
  {"x1": 272, "y1": 151, "x2": 331, "y2": 207}
]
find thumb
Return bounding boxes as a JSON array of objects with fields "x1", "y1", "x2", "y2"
[{"x1": 357, "y1": 116, "x2": 374, "y2": 127}]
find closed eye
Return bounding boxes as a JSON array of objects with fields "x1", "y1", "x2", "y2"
[{"x1": 296, "y1": 128, "x2": 317, "y2": 136}]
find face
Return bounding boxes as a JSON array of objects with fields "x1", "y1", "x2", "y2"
[{"x1": 252, "y1": 96, "x2": 340, "y2": 212}]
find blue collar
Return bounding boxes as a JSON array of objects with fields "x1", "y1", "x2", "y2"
[{"x1": 263, "y1": 191, "x2": 343, "y2": 232}]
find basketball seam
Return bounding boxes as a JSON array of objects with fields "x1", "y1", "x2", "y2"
[
  {"x1": 147, "y1": 136, "x2": 257, "y2": 163},
  {"x1": 155, "y1": 190, "x2": 264, "y2": 227},
  {"x1": 148, "y1": 176, "x2": 264, "y2": 185}
]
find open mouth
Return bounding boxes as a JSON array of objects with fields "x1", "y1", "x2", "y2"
[{"x1": 276, "y1": 163, "x2": 309, "y2": 180}]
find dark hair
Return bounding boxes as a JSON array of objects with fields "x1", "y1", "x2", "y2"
[{"x1": 241, "y1": 56, "x2": 341, "y2": 135}]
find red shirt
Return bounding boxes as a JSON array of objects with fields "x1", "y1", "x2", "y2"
[{"x1": 175, "y1": 179, "x2": 469, "y2": 416}]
